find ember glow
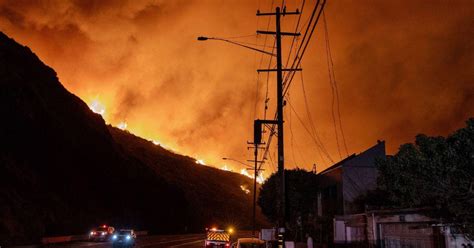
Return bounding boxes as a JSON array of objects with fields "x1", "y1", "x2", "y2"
[{"x1": 240, "y1": 185, "x2": 250, "y2": 194}]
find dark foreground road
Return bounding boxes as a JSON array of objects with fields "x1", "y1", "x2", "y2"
[{"x1": 44, "y1": 231, "x2": 254, "y2": 248}]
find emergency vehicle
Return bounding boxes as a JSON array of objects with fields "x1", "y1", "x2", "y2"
[
  {"x1": 205, "y1": 228, "x2": 231, "y2": 248},
  {"x1": 89, "y1": 225, "x2": 115, "y2": 241}
]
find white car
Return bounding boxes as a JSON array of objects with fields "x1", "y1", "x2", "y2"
[{"x1": 112, "y1": 229, "x2": 137, "y2": 247}]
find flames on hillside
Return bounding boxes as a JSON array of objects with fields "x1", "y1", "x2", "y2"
[
  {"x1": 88, "y1": 99, "x2": 267, "y2": 184},
  {"x1": 89, "y1": 100, "x2": 105, "y2": 116}
]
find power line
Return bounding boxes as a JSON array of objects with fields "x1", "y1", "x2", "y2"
[
  {"x1": 259, "y1": 0, "x2": 328, "y2": 170},
  {"x1": 283, "y1": 0, "x2": 326, "y2": 97},
  {"x1": 298, "y1": 72, "x2": 334, "y2": 163},
  {"x1": 282, "y1": 0, "x2": 322, "y2": 89},
  {"x1": 322, "y1": 10, "x2": 349, "y2": 156},
  {"x1": 287, "y1": 98, "x2": 334, "y2": 164},
  {"x1": 284, "y1": 0, "x2": 306, "y2": 73},
  {"x1": 324, "y1": 31, "x2": 343, "y2": 160},
  {"x1": 286, "y1": 94, "x2": 299, "y2": 168},
  {"x1": 298, "y1": 71, "x2": 332, "y2": 164}
]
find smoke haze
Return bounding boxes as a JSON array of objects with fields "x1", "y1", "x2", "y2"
[{"x1": 1, "y1": 0, "x2": 472, "y2": 173}]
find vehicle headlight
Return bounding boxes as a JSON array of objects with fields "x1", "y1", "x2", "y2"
[
  {"x1": 112, "y1": 235, "x2": 117, "y2": 239},
  {"x1": 90, "y1": 231, "x2": 94, "y2": 235},
  {"x1": 126, "y1": 235, "x2": 131, "y2": 240},
  {"x1": 101, "y1": 232, "x2": 106, "y2": 236}
]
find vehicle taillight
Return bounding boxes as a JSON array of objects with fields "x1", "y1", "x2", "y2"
[{"x1": 225, "y1": 243, "x2": 230, "y2": 247}]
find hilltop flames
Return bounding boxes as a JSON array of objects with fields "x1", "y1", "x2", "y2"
[
  {"x1": 117, "y1": 122, "x2": 127, "y2": 130},
  {"x1": 87, "y1": 99, "x2": 266, "y2": 182},
  {"x1": 89, "y1": 100, "x2": 105, "y2": 116},
  {"x1": 195, "y1": 159, "x2": 206, "y2": 165},
  {"x1": 240, "y1": 169, "x2": 265, "y2": 184}
]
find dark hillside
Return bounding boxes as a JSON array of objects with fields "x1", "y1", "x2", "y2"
[
  {"x1": 0, "y1": 31, "x2": 189, "y2": 245},
  {"x1": 0, "y1": 32, "x2": 265, "y2": 245},
  {"x1": 108, "y1": 126, "x2": 268, "y2": 231}
]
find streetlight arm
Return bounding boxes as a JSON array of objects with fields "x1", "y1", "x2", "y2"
[{"x1": 197, "y1": 36, "x2": 276, "y2": 57}]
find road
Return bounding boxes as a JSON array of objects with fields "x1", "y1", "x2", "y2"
[{"x1": 45, "y1": 231, "x2": 254, "y2": 248}]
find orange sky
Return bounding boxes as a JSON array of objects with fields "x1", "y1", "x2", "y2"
[{"x1": 0, "y1": 0, "x2": 472, "y2": 175}]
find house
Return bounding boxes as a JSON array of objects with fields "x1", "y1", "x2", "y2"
[{"x1": 317, "y1": 140, "x2": 386, "y2": 217}]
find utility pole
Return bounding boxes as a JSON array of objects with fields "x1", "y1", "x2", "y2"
[
  {"x1": 257, "y1": 6, "x2": 300, "y2": 247},
  {"x1": 252, "y1": 143, "x2": 258, "y2": 237},
  {"x1": 246, "y1": 145, "x2": 265, "y2": 237}
]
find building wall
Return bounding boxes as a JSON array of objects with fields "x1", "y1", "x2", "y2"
[
  {"x1": 316, "y1": 141, "x2": 386, "y2": 245},
  {"x1": 335, "y1": 210, "x2": 474, "y2": 248},
  {"x1": 342, "y1": 141, "x2": 385, "y2": 215},
  {"x1": 319, "y1": 167, "x2": 344, "y2": 216}
]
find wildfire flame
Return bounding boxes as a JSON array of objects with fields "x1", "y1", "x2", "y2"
[
  {"x1": 240, "y1": 169, "x2": 265, "y2": 184},
  {"x1": 89, "y1": 99, "x2": 105, "y2": 116},
  {"x1": 86, "y1": 99, "x2": 266, "y2": 182},
  {"x1": 151, "y1": 140, "x2": 165, "y2": 148},
  {"x1": 256, "y1": 173, "x2": 265, "y2": 184},
  {"x1": 117, "y1": 122, "x2": 127, "y2": 130},
  {"x1": 240, "y1": 185, "x2": 250, "y2": 194},
  {"x1": 221, "y1": 164, "x2": 232, "y2": 171},
  {"x1": 240, "y1": 168, "x2": 251, "y2": 177},
  {"x1": 195, "y1": 159, "x2": 206, "y2": 165}
]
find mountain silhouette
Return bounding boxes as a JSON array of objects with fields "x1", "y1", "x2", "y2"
[{"x1": 0, "y1": 32, "x2": 264, "y2": 245}]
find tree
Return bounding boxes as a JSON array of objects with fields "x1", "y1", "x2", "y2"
[
  {"x1": 258, "y1": 169, "x2": 319, "y2": 240},
  {"x1": 376, "y1": 118, "x2": 474, "y2": 237}
]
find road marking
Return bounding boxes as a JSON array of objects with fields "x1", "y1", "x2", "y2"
[
  {"x1": 168, "y1": 239, "x2": 204, "y2": 247},
  {"x1": 139, "y1": 237, "x2": 203, "y2": 247}
]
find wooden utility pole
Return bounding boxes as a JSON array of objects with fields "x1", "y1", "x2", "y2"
[{"x1": 257, "y1": 6, "x2": 300, "y2": 247}]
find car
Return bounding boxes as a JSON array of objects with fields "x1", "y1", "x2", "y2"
[
  {"x1": 112, "y1": 229, "x2": 137, "y2": 248},
  {"x1": 89, "y1": 225, "x2": 115, "y2": 241},
  {"x1": 205, "y1": 228, "x2": 231, "y2": 248},
  {"x1": 232, "y1": 238, "x2": 266, "y2": 248}
]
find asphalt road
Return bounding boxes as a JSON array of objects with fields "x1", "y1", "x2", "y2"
[{"x1": 45, "y1": 231, "x2": 254, "y2": 248}]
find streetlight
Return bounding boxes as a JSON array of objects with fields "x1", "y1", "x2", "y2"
[
  {"x1": 197, "y1": 36, "x2": 276, "y2": 57},
  {"x1": 201, "y1": 35, "x2": 274, "y2": 238}
]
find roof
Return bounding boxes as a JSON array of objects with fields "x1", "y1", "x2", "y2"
[
  {"x1": 365, "y1": 207, "x2": 432, "y2": 215},
  {"x1": 318, "y1": 154, "x2": 356, "y2": 175},
  {"x1": 318, "y1": 140, "x2": 385, "y2": 175}
]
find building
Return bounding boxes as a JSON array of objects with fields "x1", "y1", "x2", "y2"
[
  {"x1": 317, "y1": 140, "x2": 386, "y2": 217},
  {"x1": 334, "y1": 208, "x2": 474, "y2": 248},
  {"x1": 312, "y1": 141, "x2": 385, "y2": 246}
]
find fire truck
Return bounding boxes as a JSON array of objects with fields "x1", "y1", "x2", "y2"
[{"x1": 205, "y1": 228, "x2": 231, "y2": 248}]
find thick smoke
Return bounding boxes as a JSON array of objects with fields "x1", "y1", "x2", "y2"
[{"x1": 0, "y1": 0, "x2": 472, "y2": 172}]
